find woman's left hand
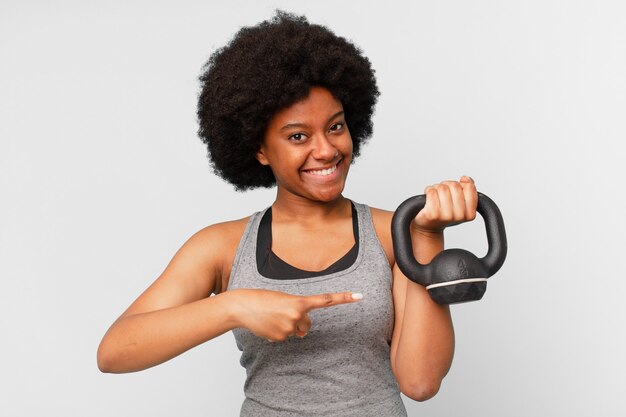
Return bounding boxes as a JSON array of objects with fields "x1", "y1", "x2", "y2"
[{"x1": 412, "y1": 176, "x2": 478, "y2": 234}]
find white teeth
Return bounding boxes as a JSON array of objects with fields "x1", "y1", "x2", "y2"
[{"x1": 308, "y1": 164, "x2": 337, "y2": 176}]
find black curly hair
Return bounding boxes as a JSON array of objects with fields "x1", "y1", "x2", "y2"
[{"x1": 197, "y1": 10, "x2": 379, "y2": 190}]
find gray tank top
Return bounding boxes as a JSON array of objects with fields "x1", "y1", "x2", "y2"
[{"x1": 227, "y1": 202, "x2": 407, "y2": 416}]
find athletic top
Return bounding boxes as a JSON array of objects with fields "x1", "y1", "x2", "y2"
[
  {"x1": 256, "y1": 202, "x2": 359, "y2": 279},
  {"x1": 227, "y1": 201, "x2": 407, "y2": 416}
]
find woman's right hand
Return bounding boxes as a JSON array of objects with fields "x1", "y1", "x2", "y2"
[{"x1": 229, "y1": 289, "x2": 363, "y2": 342}]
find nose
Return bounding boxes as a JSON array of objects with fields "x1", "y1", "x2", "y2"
[{"x1": 311, "y1": 134, "x2": 339, "y2": 161}]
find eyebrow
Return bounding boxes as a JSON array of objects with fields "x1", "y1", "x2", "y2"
[{"x1": 279, "y1": 111, "x2": 345, "y2": 131}]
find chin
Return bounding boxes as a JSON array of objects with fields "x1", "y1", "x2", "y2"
[{"x1": 314, "y1": 185, "x2": 346, "y2": 202}]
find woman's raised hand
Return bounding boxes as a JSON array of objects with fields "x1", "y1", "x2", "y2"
[
  {"x1": 230, "y1": 289, "x2": 362, "y2": 342},
  {"x1": 412, "y1": 176, "x2": 478, "y2": 234}
]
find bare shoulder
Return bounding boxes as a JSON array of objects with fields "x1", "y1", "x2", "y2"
[
  {"x1": 368, "y1": 206, "x2": 395, "y2": 267},
  {"x1": 117, "y1": 215, "x2": 251, "y2": 320},
  {"x1": 192, "y1": 216, "x2": 250, "y2": 246},
  {"x1": 187, "y1": 216, "x2": 251, "y2": 294}
]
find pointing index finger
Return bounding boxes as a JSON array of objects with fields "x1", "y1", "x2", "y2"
[{"x1": 303, "y1": 292, "x2": 363, "y2": 311}]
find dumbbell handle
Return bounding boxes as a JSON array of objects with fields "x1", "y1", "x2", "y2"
[{"x1": 392, "y1": 192, "x2": 507, "y2": 281}]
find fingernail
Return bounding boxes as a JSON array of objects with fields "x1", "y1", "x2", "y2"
[{"x1": 351, "y1": 293, "x2": 363, "y2": 300}]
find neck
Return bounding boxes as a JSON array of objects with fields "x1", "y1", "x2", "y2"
[{"x1": 271, "y1": 188, "x2": 351, "y2": 223}]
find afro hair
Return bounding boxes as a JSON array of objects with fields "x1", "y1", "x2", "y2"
[{"x1": 197, "y1": 10, "x2": 379, "y2": 190}]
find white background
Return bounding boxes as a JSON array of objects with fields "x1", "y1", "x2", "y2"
[{"x1": 1, "y1": 0, "x2": 625, "y2": 415}]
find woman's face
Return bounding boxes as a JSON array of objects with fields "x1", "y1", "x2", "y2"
[{"x1": 257, "y1": 86, "x2": 353, "y2": 203}]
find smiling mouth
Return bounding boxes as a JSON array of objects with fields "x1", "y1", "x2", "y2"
[{"x1": 303, "y1": 160, "x2": 341, "y2": 176}]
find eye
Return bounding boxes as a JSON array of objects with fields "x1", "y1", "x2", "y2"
[
  {"x1": 288, "y1": 132, "x2": 307, "y2": 142},
  {"x1": 329, "y1": 122, "x2": 345, "y2": 132}
]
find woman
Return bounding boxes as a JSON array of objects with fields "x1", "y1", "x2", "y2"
[{"x1": 97, "y1": 11, "x2": 477, "y2": 416}]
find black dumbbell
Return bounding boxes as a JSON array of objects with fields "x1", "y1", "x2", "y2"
[{"x1": 391, "y1": 192, "x2": 507, "y2": 304}]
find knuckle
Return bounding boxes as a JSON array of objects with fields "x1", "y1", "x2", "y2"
[
  {"x1": 296, "y1": 297, "x2": 308, "y2": 309},
  {"x1": 436, "y1": 184, "x2": 452, "y2": 196}
]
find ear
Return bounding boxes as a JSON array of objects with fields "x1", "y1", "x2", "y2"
[{"x1": 256, "y1": 146, "x2": 270, "y2": 166}]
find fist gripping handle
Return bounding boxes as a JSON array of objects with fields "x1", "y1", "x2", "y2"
[{"x1": 391, "y1": 192, "x2": 507, "y2": 304}]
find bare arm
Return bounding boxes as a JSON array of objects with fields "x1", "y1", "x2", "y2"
[
  {"x1": 390, "y1": 230, "x2": 454, "y2": 401},
  {"x1": 97, "y1": 217, "x2": 363, "y2": 373},
  {"x1": 374, "y1": 176, "x2": 477, "y2": 401},
  {"x1": 97, "y1": 219, "x2": 246, "y2": 373}
]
